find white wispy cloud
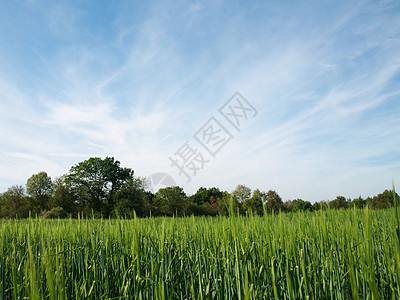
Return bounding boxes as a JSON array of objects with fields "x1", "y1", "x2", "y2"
[{"x1": 0, "y1": 0, "x2": 399, "y2": 202}]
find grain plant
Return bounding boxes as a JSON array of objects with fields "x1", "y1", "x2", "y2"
[{"x1": 0, "y1": 206, "x2": 399, "y2": 299}]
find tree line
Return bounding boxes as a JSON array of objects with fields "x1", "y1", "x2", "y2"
[{"x1": 0, "y1": 157, "x2": 398, "y2": 218}]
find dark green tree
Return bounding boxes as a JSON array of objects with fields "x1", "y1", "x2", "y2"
[
  {"x1": 329, "y1": 196, "x2": 349, "y2": 209},
  {"x1": 368, "y1": 189, "x2": 399, "y2": 209},
  {"x1": 185, "y1": 196, "x2": 206, "y2": 216},
  {"x1": 189, "y1": 187, "x2": 223, "y2": 215},
  {"x1": 153, "y1": 186, "x2": 187, "y2": 216},
  {"x1": 0, "y1": 185, "x2": 31, "y2": 218},
  {"x1": 313, "y1": 201, "x2": 329, "y2": 211},
  {"x1": 243, "y1": 189, "x2": 264, "y2": 215},
  {"x1": 51, "y1": 176, "x2": 76, "y2": 216},
  {"x1": 191, "y1": 187, "x2": 208, "y2": 206},
  {"x1": 292, "y1": 199, "x2": 313, "y2": 212},
  {"x1": 351, "y1": 196, "x2": 366, "y2": 209},
  {"x1": 26, "y1": 171, "x2": 53, "y2": 212},
  {"x1": 192, "y1": 187, "x2": 223, "y2": 206},
  {"x1": 66, "y1": 157, "x2": 134, "y2": 215},
  {"x1": 232, "y1": 184, "x2": 251, "y2": 203},
  {"x1": 217, "y1": 191, "x2": 240, "y2": 216},
  {"x1": 264, "y1": 190, "x2": 283, "y2": 214},
  {"x1": 143, "y1": 191, "x2": 155, "y2": 216},
  {"x1": 113, "y1": 177, "x2": 146, "y2": 217},
  {"x1": 282, "y1": 199, "x2": 296, "y2": 212}
]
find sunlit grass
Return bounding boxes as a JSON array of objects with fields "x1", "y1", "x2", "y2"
[{"x1": 0, "y1": 207, "x2": 399, "y2": 299}]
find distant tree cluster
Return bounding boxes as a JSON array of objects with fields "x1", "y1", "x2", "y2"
[{"x1": 0, "y1": 157, "x2": 399, "y2": 218}]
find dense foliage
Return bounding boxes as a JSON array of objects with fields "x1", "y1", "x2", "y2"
[
  {"x1": 0, "y1": 157, "x2": 398, "y2": 219},
  {"x1": 0, "y1": 208, "x2": 399, "y2": 299}
]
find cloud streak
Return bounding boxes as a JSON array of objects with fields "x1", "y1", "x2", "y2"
[{"x1": 0, "y1": 0, "x2": 399, "y2": 202}]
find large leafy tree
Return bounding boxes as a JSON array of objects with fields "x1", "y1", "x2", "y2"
[
  {"x1": 232, "y1": 184, "x2": 251, "y2": 203},
  {"x1": 113, "y1": 177, "x2": 146, "y2": 217},
  {"x1": 292, "y1": 199, "x2": 313, "y2": 212},
  {"x1": 282, "y1": 199, "x2": 296, "y2": 212},
  {"x1": 186, "y1": 187, "x2": 223, "y2": 216},
  {"x1": 351, "y1": 196, "x2": 366, "y2": 209},
  {"x1": 153, "y1": 186, "x2": 187, "y2": 216},
  {"x1": 243, "y1": 189, "x2": 264, "y2": 215},
  {"x1": 66, "y1": 157, "x2": 134, "y2": 215},
  {"x1": 26, "y1": 171, "x2": 53, "y2": 211},
  {"x1": 0, "y1": 185, "x2": 31, "y2": 218},
  {"x1": 329, "y1": 196, "x2": 349, "y2": 209},
  {"x1": 368, "y1": 189, "x2": 399, "y2": 209},
  {"x1": 192, "y1": 187, "x2": 223, "y2": 206},
  {"x1": 217, "y1": 191, "x2": 240, "y2": 216},
  {"x1": 264, "y1": 190, "x2": 283, "y2": 214},
  {"x1": 51, "y1": 176, "x2": 76, "y2": 216}
]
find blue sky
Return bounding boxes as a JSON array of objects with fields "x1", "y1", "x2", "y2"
[{"x1": 0, "y1": 0, "x2": 399, "y2": 202}]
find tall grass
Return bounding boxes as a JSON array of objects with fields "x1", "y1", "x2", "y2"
[{"x1": 0, "y1": 207, "x2": 399, "y2": 299}]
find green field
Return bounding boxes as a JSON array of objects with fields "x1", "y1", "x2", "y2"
[{"x1": 0, "y1": 208, "x2": 399, "y2": 299}]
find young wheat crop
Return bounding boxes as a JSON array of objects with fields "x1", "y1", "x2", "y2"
[{"x1": 0, "y1": 208, "x2": 399, "y2": 299}]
